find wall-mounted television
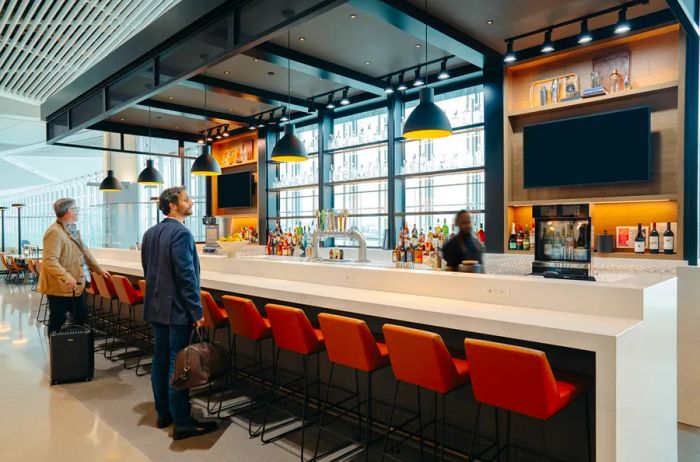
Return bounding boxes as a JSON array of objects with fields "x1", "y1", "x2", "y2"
[
  {"x1": 523, "y1": 106, "x2": 651, "y2": 188},
  {"x1": 217, "y1": 171, "x2": 253, "y2": 208}
]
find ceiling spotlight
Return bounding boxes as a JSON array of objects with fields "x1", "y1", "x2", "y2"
[
  {"x1": 249, "y1": 125, "x2": 257, "y2": 131},
  {"x1": 415, "y1": 43, "x2": 422, "y2": 48},
  {"x1": 615, "y1": 8, "x2": 631, "y2": 34},
  {"x1": 267, "y1": 112, "x2": 277, "y2": 125},
  {"x1": 384, "y1": 76, "x2": 394, "y2": 94},
  {"x1": 197, "y1": 139, "x2": 205, "y2": 144},
  {"x1": 222, "y1": 125, "x2": 230, "y2": 137},
  {"x1": 349, "y1": 13, "x2": 357, "y2": 19},
  {"x1": 253, "y1": 58, "x2": 259, "y2": 62},
  {"x1": 167, "y1": 96, "x2": 174, "y2": 100},
  {"x1": 206, "y1": 131, "x2": 214, "y2": 142},
  {"x1": 365, "y1": 60, "x2": 371, "y2": 65},
  {"x1": 438, "y1": 59, "x2": 449, "y2": 80},
  {"x1": 257, "y1": 116, "x2": 265, "y2": 128},
  {"x1": 326, "y1": 94, "x2": 336, "y2": 110},
  {"x1": 215, "y1": 128, "x2": 223, "y2": 140},
  {"x1": 487, "y1": 20, "x2": 494, "y2": 25},
  {"x1": 224, "y1": 71, "x2": 230, "y2": 75},
  {"x1": 541, "y1": 29, "x2": 555, "y2": 53},
  {"x1": 340, "y1": 88, "x2": 350, "y2": 105},
  {"x1": 280, "y1": 108, "x2": 289, "y2": 122},
  {"x1": 299, "y1": 36, "x2": 306, "y2": 42},
  {"x1": 413, "y1": 68, "x2": 424, "y2": 87},
  {"x1": 504, "y1": 40, "x2": 516, "y2": 63},
  {"x1": 397, "y1": 72, "x2": 408, "y2": 91},
  {"x1": 578, "y1": 18, "x2": 593, "y2": 44}
]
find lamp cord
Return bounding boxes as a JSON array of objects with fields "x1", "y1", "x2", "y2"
[
  {"x1": 287, "y1": 30, "x2": 291, "y2": 114},
  {"x1": 424, "y1": 0, "x2": 428, "y2": 82}
]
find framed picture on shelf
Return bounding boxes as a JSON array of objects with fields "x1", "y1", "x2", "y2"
[{"x1": 616, "y1": 225, "x2": 648, "y2": 249}]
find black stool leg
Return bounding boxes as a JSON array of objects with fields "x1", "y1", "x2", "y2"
[
  {"x1": 313, "y1": 362, "x2": 335, "y2": 460},
  {"x1": 585, "y1": 391, "x2": 592, "y2": 462},
  {"x1": 469, "y1": 402, "x2": 482, "y2": 461},
  {"x1": 366, "y1": 371, "x2": 373, "y2": 462},
  {"x1": 495, "y1": 408, "x2": 501, "y2": 462},
  {"x1": 416, "y1": 385, "x2": 424, "y2": 462},
  {"x1": 382, "y1": 381, "x2": 401, "y2": 461}
]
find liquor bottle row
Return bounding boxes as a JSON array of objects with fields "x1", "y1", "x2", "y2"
[
  {"x1": 634, "y1": 222, "x2": 674, "y2": 255},
  {"x1": 265, "y1": 222, "x2": 312, "y2": 257},
  {"x1": 392, "y1": 221, "x2": 486, "y2": 269},
  {"x1": 508, "y1": 223, "x2": 535, "y2": 251},
  {"x1": 541, "y1": 223, "x2": 589, "y2": 262}
]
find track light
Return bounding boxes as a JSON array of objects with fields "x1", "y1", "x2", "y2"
[
  {"x1": 206, "y1": 131, "x2": 214, "y2": 142},
  {"x1": 197, "y1": 138, "x2": 205, "y2": 144},
  {"x1": 280, "y1": 108, "x2": 289, "y2": 122},
  {"x1": 222, "y1": 125, "x2": 230, "y2": 137},
  {"x1": 503, "y1": 40, "x2": 516, "y2": 63},
  {"x1": 413, "y1": 68, "x2": 424, "y2": 87},
  {"x1": 257, "y1": 116, "x2": 265, "y2": 128},
  {"x1": 437, "y1": 59, "x2": 449, "y2": 80},
  {"x1": 578, "y1": 18, "x2": 593, "y2": 44},
  {"x1": 215, "y1": 128, "x2": 222, "y2": 140},
  {"x1": 249, "y1": 125, "x2": 257, "y2": 131},
  {"x1": 614, "y1": 8, "x2": 631, "y2": 34},
  {"x1": 541, "y1": 29, "x2": 554, "y2": 53},
  {"x1": 340, "y1": 88, "x2": 350, "y2": 105},
  {"x1": 267, "y1": 112, "x2": 277, "y2": 125},
  {"x1": 397, "y1": 73, "x2": 408, "y2": 91},
  {"x1": 384, "y1": 76, "x2": 394, "y2": 94},
  {"x1": 326, "y1": 94, "x2": 336, "y2": 110}
]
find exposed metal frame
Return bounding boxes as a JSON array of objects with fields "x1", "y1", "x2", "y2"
[{"x1": 137, "y1": 98, "x2": 257, "y2": 126}]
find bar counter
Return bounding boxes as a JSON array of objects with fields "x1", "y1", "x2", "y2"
[{"x1": 91, "y1": 248, "x2": 678, "y2": 461}]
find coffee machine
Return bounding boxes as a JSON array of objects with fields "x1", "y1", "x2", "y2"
[{"x1": 202, "y1": 216, "x2": 221, "y2": 254}]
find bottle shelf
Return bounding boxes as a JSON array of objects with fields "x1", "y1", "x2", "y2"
[
  {"x1": 593, "y1": 251, "x2": 682, "y2": 260},
  {"x1": 325, "y1": 140, "x2": 387, "y2": 154},
  {"x1": 326, "y1": 176, "x2": 388, "y2": 187},
  {"x1": 507, "y1": 81, "x2": 678, "y2": 118},
  {"x1": 268, "y1": 183, "x2": 319, "y2": 192}
]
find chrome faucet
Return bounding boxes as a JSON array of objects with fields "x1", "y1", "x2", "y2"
[{"x1": 310, "y1": 227, "x2": 369, "y2": 262}]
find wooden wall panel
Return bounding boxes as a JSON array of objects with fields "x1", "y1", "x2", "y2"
[{"x1": 211, "y1": 132, "x2": 260, "y2": 218}]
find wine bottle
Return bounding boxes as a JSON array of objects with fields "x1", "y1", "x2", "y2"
[
  {"x1": 576, "y1": 224, "x2": 586, "y2": 248},
  {"x1": 663, "y1": 222, "x2": 674, "y2": 255},
  {"x1": 508, "y1": 223, "x2": 517, "y2": 250},
  {"x1": 543, "y1": 228, "x2": 553, "y2": 259},
  {"x1": 442, "y1": 219, "x2": 449, "y2": 237},
  {"x1": 516, "y1": 226, "x2": 524, "y2": 250},
  {"x1": 523, "y1": 224, "x2": 530, "y2": 251},
  {"x1": 478, "y1": 224, "x2": 486, "y2": 244},
  {"x1": 634, "y1": 223, "x2": 645, "y2": 254},
  {"x1": 649, "y1": 223, "x2": 659, "y2": 254}
]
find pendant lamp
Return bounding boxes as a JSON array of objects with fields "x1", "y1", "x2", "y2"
[
  {"x1": 137, "y1": 107, "x2": 164, "y2": 184},
  {"x1": 402, "y1": 0, "x2": 452, "y2": 140},
  {"x1": 191, "y1": 81, "x2": 221, "y2": 175},
  {"x1": 100, "y1": 145, "x2": 123, "y2": 192},
  {"x1": 270, "y1": 31, "x2": 308, "y2": 163}
]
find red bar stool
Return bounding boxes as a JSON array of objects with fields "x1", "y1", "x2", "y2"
[
  {"x1": 464, "y1": 338, "x2": 591, "y2": 462},
  {"x1": 220, "y1": 295, "x2": 274, "y2": 434},
  {"x1": 200, "y1": 291, "x2": 230, "y2": 344},
  {"x1": 93, "y1": 272, "x2": 126, "y2": 360},
  {"x1": 112, "y1": 275, "x2": 145, "y2": 370},
  {"x1": 314, "y1": 313, "x2": 390, "y2": 462},
  {"x1": 261, "y1": 303, "x2": 325, "y2": 462},
  {"x1": 381, "y1": 324, "x2": 470, "y2": 462}
]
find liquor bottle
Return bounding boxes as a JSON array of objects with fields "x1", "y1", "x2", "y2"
[
  {"x1": 634, "y1": 223, "x2": 645, "y2": 254},
  {"x1": 649, "y1": 223, "x2": 660, "y2": 254},
  {"x1": 516, "y1": 226, "x2": 524, "y2": 250},
  {"x1": 478, "y1": 224, "x2": 486, "y2": 245},
  {"x1": 415, "y1": 245, "x2": 423, "y2": 264},
  {"x1": 523, "y1": 224, "x2": 530, "y2": 251},
  {"x1": 576, "y1": 224, "x2": 586, "y2": 248},
  {"x1": 663, "y1": 222, "x2": 674, "y2": 255},
  {"x1": 411, "y1": 224, "x2": 418, "y2": 239},
  {"x1": 508, "y1": 223, "x2": 517, "y2": 250},
  {"x1": 442, "y1": 219, "x2": 449, "y2": 237},
  {"x1": 530, "y1": 222, "x2": 536, "y2": 249},
  {"x1": 543, "y1": 228, "x2": 553, "y2": 259},
  {"x1": 565, "y1": 223, "x2": 575, "y2": 260},
  {"x1": 434, "y1": 220, "x2": 442, "y2": 236},
  {"x1": 407, "y1": 245, "x2": 415, "y2": 263},
  {"x1": 552, "y1": 231, "x2": 564, "y2": 260}
]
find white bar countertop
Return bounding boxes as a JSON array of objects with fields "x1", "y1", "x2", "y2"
[{"x1": 91, "y1": 247, "x2": 680, "y2": 462}]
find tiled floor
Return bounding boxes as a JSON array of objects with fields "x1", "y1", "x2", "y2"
[{"x1": 0, "y1": 280, "x2": 698, "y2": 461}]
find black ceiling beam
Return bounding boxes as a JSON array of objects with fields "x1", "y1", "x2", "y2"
[
  {"x1": 508, "y1": 9, "x2": 676, "y2": 63},
  {"x1": 185, "y1": 74, "x2": 321, "y2": 113},
  {"x1": 348, "y1": 0, "x2": 498, "y2": 69},
  {"x1": 137, "y1": 99, "x2": 257, "y2": 126},
  {"x1": 89, "y1": 120, "x2": 202, "y2": 143},
  {"x1": 246, "y1": 42, "x2": 387, "y2": 95},
  {"x1": 665, "y1": 0, "x2": 700, "y2": 36}
]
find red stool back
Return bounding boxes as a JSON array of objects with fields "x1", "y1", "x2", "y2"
[
  {"x1": 112, "y1": 275, "x2": 144, "y2": 306},
  {"x1": 221, "y1": 295, "x2": 271, "y2": 341},
  {"x1": 200, "y1": 291, "x2": 228, "y2": 329},
  {"x1": 464, "y1": 338, "x2": 584, "y2": 420},
  {"x1": 383, "y1": 324, "x2": 469, "y2": 394},
  {"x1": 265, "y1": 304, "x2": 323, "y2": 354},
  {"x1": 318, "y1": 313, "x2": 389, "y2": 372},
  {"x1": 93, "y1": 272, "x2": 117, "y2": 299},
  {"x1": 138, "y1": 280, "x2": 146, "y2": 297}
]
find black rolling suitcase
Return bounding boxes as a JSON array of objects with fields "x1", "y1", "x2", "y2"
[{"x1": 49, "y1": 288, "x2": 94, "y2": 385}]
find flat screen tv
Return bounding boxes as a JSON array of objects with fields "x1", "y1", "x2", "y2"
[
  {"x1": 217, "y1": 171, "x2": 253, "y2": 208},
  {"x1": 523, "y1": 106, "x2": 651, "y2": 188}
]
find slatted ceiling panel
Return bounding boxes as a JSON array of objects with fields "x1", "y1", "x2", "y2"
[{"x1": 0, "y1": 0, "x2": 182, "y2": 103}]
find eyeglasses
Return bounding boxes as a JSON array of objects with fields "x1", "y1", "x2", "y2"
[{"x1": 70, "y1": 207, "x2": 80, "y2": 213}]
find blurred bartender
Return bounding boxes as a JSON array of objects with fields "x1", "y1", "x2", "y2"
[{"x1": 442, "y1": 210, "x2": 483, "y2": 271}]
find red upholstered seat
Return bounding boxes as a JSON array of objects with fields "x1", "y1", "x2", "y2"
[
  {"x1": 265, "y1": 303, "x2": 324, "y2": 355},
  {"x1": 382, "y1": 324, "x2": 469, "y2": 394},
  {"x1": 112, "y1": 275, "x2": 144, "y2": 306},
  {"x1": 200, "y1": 290, "x2": 228, "y2": 329},
  {"x1": 221, "y1": 295, "x2": 271, "y2": 341},
  {"x1": 464, "y1": 338, "x2": 587, "y2": 420},
  {"x1": 318, "y1": 313, "x2": 389, "y2": 372}
]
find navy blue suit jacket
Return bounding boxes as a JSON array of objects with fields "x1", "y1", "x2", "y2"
[{"x1": 141, "y1": 218, "x2": 202, "y2": 325}]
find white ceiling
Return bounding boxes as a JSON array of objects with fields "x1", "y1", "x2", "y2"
[{"x1": 0, "y1": 0, "x2": 182, "y2": 104}]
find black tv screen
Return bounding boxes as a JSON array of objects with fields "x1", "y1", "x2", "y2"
[
  {"x1": 523, "y1": 106, "x2": 651, "y2": 188},
  {"x1": 217, "y1": 171, "x2": 253, "y2": 208}
]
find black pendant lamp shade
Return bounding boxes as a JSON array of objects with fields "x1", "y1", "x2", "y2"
[
  {"x1": 271, "y1": 124, "x2": 308, "y2": 163},
  {"x1": 99, "y1": 169, "x2": 123, "y2": 192},
  {"x1": 191, "y1": 144, "x2": 221, "y2": 176},
  {"x1": 402, "y1": 87, "x2": 452, "y2": 140},
  {"x1": 137, "y1": 159, "x2": 164, "y2": 185}
]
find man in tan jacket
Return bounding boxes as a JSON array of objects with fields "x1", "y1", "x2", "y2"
[{"x1": 38, "y1": 198, "x2": 110, "y2": 334}]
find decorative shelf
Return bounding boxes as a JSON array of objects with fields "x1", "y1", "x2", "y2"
[
  {"x1": 268, "y1": 183, "x2": 319, "y2": 192},
  {"x1": 222, "y1": 159, "x2": 257, "y2": 168},
  {"x1": 508, "y1": 195, "x2": 678, "y2": 207},
  {"x1": 507, "y1": 81, "x2": 678, "y2": 118},
  {"x1": 396, "y1": 166, "x2": 484, "y2": 180},
  {"x1": 325, "y1": 176, "x2": 388, "y2": 187},
  {"x1": 325, "y1": 140, "x2": 387, "y2": 154}
]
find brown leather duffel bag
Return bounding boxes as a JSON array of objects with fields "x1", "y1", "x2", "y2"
[{"x1": 171, "y1": 328, "x2": 228, "y2": 391}]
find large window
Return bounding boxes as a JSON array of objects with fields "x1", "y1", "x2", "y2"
[{"x1": 264, "y1": 84, "x2": 485, "y2": 249}]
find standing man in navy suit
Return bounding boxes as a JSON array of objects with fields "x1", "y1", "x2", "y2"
[{"x1": 141, "y1": 186, "x2": 217, "y2": 440}]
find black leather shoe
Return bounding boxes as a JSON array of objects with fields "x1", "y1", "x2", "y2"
[
  {"x1": 172, "y1": 420, "x2": 218, "y2": 440},
  {"x1": 156, "y1": 414, "x2": 173, "y2": 429}
]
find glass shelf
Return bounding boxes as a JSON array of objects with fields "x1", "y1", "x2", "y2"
[{"x1": 325, "y1": 176, "x2": 389, "y2": 187}]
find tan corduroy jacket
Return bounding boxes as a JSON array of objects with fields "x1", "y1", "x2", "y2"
[{"x1": 37, "y1": 220, "x2": 103, "y2": 297}]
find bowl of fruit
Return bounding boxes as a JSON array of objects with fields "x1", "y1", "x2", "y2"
[{"x1": 218, "y1": 233, "x2": 249, "y2": 257}]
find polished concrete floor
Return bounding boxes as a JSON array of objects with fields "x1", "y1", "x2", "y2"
[{"x1": 0, "y1": 280, "x2": 699, "y2": 461}]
